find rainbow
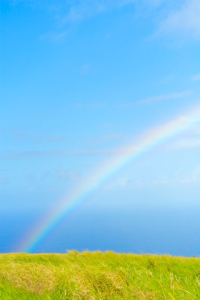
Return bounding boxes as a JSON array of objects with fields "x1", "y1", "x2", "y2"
[{"x1": 17, "y1": 105, "x2": 200, "y2": 252}]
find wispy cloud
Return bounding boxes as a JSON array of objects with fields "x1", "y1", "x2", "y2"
[
  {"x1": 105, "y1": 165, "x2": 200, "y2": 190},
  {"x1": 39, "y1": 30, "x2": 69, "y2": 41},
  {"x1": 62, "y1": 1, "x2": 104, "y2": 23},
  {"x1": 27, "y1": 173, "x2": 37, "y2": 183},
  {"x1": 191, "y1": 73, "x2": 200, "y2": 81},
  {"x1": 180, "y1": 166, "x2": 200, "y2": 185},
  {"x1": 0, "y1": 149, "x2": 122, "y2": 159},
  {"x1": 9, "y1": 0, "x2": 200, "y2": 42},
  {"x1": 90, "y1": 133, "x2": 123, "y2": 143},
  {"x1": 104, "y1": 177, "x2": 144, "y2": 189},
  {"x1": 164, "y1": 125, "x2": 200, "y2": 151},
  {"x1": 155, "y1": 166, "x2": 200, "y2": 186},
  {"x1": 55, "y1": 169, "x2": 81, "y2": 182},
  {"x1": 61, "y1": 0, "x2": 136, "y2": 23},
  {"x1": 154, "y1": 75, "x2": 174, "y2": 85},
  {"x1": 12, "y1": 133, "x2": 67, "y2": 144},
  {"x1": 69, "y1": 90, "x2": 193, "y2": 110},
  {"x1": 170, "y1": 138, "x2": 200, "y2": 151},
  {"x1": 80, "y1": 63, "x2": 91, "y2": 74},
  {"x1": 157, "y1": 0, "x2": 200, "y2": 40},
  {"x1": 60, "y1": 0, "x2": 200, "y2": 41},
  {"x1": 0, "y1": 178, "x2": 9, "y2": 185},
  {"x1": 137, "y1": 90, "x2": 192, "y2": 104},
  {"x1": 72, "y1": 102, "x2": 107, "y2": 109},
  {"x1": 84, "y1": 133, "x2": 128, "y2": 148},
  {"x1": 25, "y1": 169, "x2": 81, "y2": 192}
]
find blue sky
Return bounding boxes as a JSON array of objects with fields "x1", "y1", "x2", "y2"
[{"x1": 1, "y1": 0, "x2": 200, "y2": 253}]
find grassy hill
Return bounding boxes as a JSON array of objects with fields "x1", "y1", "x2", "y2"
[{"x1": 0, "y1": 251, "x2": 199, "y2": 299}]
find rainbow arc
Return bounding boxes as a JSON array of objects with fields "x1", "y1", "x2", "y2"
[{"x1": 17, "y1": 105, "x2": 200, "y2": 252}]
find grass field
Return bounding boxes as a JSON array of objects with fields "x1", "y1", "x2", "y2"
[{"x1": 0, "y1": 251, "x2": 199, "y2": 299}]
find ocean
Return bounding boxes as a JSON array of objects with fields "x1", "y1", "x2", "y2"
[{"x1": 1, "y1": 200, "x2": 199, "y2": 256}]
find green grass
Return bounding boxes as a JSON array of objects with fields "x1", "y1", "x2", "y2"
[{"x1": 0, "y1": 251, "x2": 199, "y2": 299}]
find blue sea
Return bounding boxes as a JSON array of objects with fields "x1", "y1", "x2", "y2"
[{"x1": 1, "y1": 194, "x2": 199, "y2": 257}]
